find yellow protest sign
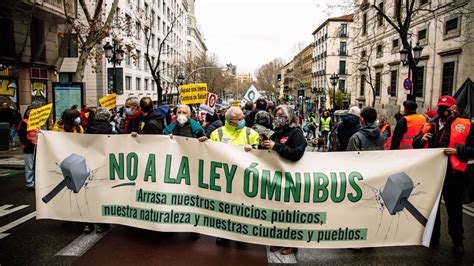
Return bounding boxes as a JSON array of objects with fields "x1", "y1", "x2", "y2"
[
  {"x1": 27, "y1": 103, "x2": 53, "y2": 131},
  {"x1": 178, "y1": 83, "x2": 208, "y2": 105},
  {"x1": 231, "y1": 100, "x2": 240, "y2": 107},
  {"x1": 99, "y1": 93, "x2": 117, "y2": 110}
]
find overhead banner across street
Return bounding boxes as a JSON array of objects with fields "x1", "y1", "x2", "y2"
[{"x1": 35, "y1": 132, "x2": 447, "y2": 248}]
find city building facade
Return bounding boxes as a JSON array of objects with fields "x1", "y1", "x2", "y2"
[
  {"x1": 351, "y1": 0, "x2": 474, "y2": 121},
  {"x1": 312, "y1": 14, "x2": 354, "y2": 111},
  {"x1": 59, "y1": 0, "x2": 191, "y2": 106},
  {"x1": 0, "y1": 0, "x2": 73, "y2": 114},
  {"x1": 186, "y1": 0, "x2": 207, "y2": 60}
]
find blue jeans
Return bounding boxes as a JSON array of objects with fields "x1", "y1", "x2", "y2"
[{"x1": 24, "y1": 153, "x2": 35, "y2": 188}]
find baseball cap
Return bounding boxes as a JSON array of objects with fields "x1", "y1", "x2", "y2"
[{"x1": 436, "y1": 96, "x2": 456, "y2": 107}]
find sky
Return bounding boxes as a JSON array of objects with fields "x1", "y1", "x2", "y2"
[{"x1": 195, "y1": 0, "x2": 345, "y2": 75}]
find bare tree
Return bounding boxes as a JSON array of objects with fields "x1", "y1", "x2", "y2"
[
  {"x1": 138, "y1": 2, "x2": 184, "y2": 105},
  {"x1": 255, "y1": 58, "x2": 285, "y2": 94},
  {"x1": 62, "y1": 0, "x2": 119, "y2": 82}
]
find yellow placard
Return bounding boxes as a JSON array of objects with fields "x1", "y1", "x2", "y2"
[
  {"x1": 27, "y1": 103, "x2": 53, "y2": 131},
  {"x1": 231, "y1": 100, "x2": 240, "y2": 107},
  {"x1": 99, "y1": 93, "x2": 117, "y2": 110},
  {"x1": 178, "y1": 83, "x2": 208, "y2": 105}
]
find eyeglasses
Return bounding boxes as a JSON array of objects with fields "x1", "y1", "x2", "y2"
[{"x1": 229, "y1": 118, "x2": 244, "y2": 123}]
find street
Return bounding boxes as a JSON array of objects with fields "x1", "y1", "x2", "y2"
[{"x1": 1, "y1": 168, "x2": 473, "y2": 265}]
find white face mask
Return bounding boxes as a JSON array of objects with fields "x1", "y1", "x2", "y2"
[
  {"x1": 176, "y1": 114, "x2": 188, "y2": 125},
  {"x1": 74, "y1": 117, "x2": 81, "y2": 125}
]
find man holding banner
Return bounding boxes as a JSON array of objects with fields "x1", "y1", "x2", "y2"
[{"x1": 413, "y1": 95, "x2": 474, "y2": 254}]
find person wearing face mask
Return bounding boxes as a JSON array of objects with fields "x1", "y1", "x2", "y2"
[
  {"x1": 261, "y1": 105, "x2": 307, "y2": 255},
  {"x1": 390, "y1": 100, "x2": 426, "y2": 150},
  {"x1": 413, "y1": 96, "x2": 474, "y2": 254},
  {"x1": 199, "y1": 106, "x2": 259, "y2": 246},
  {"x1": 138, "y1": 97, "x2": 164, "y2": 135},
  {"x1": 123, "y1": 97, "x2": 142, "y2": 134},
  {"x1": 163, "y1": 104, "x2": 204, "y2": 138},
  {"x1": 52, "y1": 109, "x2": 84, "y2": 133}
]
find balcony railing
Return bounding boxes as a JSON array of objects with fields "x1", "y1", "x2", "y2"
[{"x1": 30, "y1": 0, "x2": 68, "y2": 17}]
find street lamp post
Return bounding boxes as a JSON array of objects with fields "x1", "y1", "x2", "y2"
[
  {"x1": 329, "y1": 73, "x2": 339, "y2": 111},
  {"x1": 103, "y1": 40, "x2": 125, "y2": 95},
  {"x1": 400, "y1": 42, "x2": 423, "y2": 101}
]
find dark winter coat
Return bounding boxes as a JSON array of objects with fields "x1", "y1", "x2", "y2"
[
  {"x1": 337, "y1": 114, "x2": 361, "y2": 151},
  {"x1": 270, "y1": 126, "x2": 307, "y2": 162},
  {"x1": 17, "y1": 120, "x2": 35, "y2": 154},
  {"x1": 346, "y1": 123, "x2": 384, "y2": 151},
  {"x1": 141, "y1": 110, "x2": 164, "y2": 135},
  {"x1": 205, "y1": 119, "x2": 223, "y2": 138},
  {"x1": 85, "y1": 120, "x2": 113, "y2": 134}
]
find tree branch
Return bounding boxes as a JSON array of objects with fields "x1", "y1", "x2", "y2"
[{"x1": 78, "y1": 0, "x2": 92, "y2": 24}]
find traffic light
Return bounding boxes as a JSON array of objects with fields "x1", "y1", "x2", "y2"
[{"x1": 276, "y1": 74, "x2": 281, "y2": 81}]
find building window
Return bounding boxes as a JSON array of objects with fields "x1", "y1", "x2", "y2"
[
  {"x1": 144, "y1": 54, "x2": 148, "y2": 71},
  {"x1": 136, "y1": 78, "x2": 141, "y2": 91},
  {"x1": 360, "y1": 75, "x2": 365, "y2": 97},
  {"x1": 151, "y1": 33, "x2": 155, "y2": 48},
  {"x1": 136, "y1": 50, "x2": 141, "y2": 69},
  {"x1": 125, "y1": 51, "x2": 131, "y2": 66},
  {"x1": 125, "y1": 76, "x2": 131, "y2": 91},
  {"x1": 59, "y1": 73, "x2": 74, "y2": 83},
  {"x1": 376, "y1": 44, "x2": 383, "y2": 58},
  {"x1": 418, "y1": 29, "x2": 427, "y2": 44},
  {"x1": 340, "y1": 23, "x2": 348, "y2": 37},
  {"x1": 441, "y1": 62, "x2": 455, "y2": 95},
  {"x1": 61, "y1": 34, "x2": 78, "y2": 57},
  {"x1": 362, "y1": 13, "x2": 367, "y2": 35},
  {"x1": 445, "y1": 17, "x2": 458, "y2": 33},
  {"x1": 145, "y1": 79, "x2": 149, "y2": 91},
  {"x1": 126, "y1": 15, "x2": 132, "y2": 36},
  {"x1": 420, "y1": 0, "x2": 428, "y2": 5},
  {"x1": 339, "y1": 79, "x2": 346, "y2": 93},
  {"x1": 375, "y1": 72, "x2": 381, "y2": 96},
  {"x1": 361, "y1": 50, "x2": 366, "y2": 58},
  {"x1": 392, "y1": 39, "x2": 399, "y2": 50},
  {"x1": 145, "y1": 3, "x2": 148, "y2": 17},
  {"x1": 339, "y1": 42, "x2": 347, "y2": 55},
  {"x1": 377, "y1": 2, "x2": 384, "y2": 27},
  {"x1": 413, "y1": 66, "x2": 424, "y2": 97},
  {"x1": 390, "y1": 70, "x2": 397, "y2": 97},
  {"x1": 339, "y1": 60, "x2": 346, "y2": 75},
  {"x1": 135, "y1": 22, "x2": 140, "y2": 39}
]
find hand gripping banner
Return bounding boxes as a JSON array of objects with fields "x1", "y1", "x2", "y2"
[{"x1": 35, "y1": 131, "x2": 447, "y2": 248}]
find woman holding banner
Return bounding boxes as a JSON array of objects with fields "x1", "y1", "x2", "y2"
[{"x1": 261, "y1": 105, "x2": 307, "y2": 255}]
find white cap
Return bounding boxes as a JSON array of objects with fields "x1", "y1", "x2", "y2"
[{"x1": 348, "y1": 106, "x2": 361, "y2": 117}]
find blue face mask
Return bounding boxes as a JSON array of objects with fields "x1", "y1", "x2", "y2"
[
  {"x1": 125, "y1": 108, "x2": 134, "y2": 116},
  {"x1": 236, "y1": 119, "x2": 246, "y2": 130}
]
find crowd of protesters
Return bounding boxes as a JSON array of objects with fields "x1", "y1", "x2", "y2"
[{"x1": 4, "y1": 93, "x2": 473, "y2": 255}]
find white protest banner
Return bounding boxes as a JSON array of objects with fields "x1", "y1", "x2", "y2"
[
  {"x1": 36, "y1": 132, "x2": 446, "y2": 248},
  {"x1": 199, "y1": 104, "x2": 214, "y2": 115},
  {"x1": 243, "y1": 85, "x2": 261, "y2": 103}
]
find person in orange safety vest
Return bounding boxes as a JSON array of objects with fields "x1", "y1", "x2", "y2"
[
  {"x1": 413, "y1": 95, "x2": 474, "y2": 255},
  {"x1": 390, "y1": 100, "x2": 426, "y2": 150}
]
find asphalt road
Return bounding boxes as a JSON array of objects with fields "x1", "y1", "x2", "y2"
[{"x1": 0, "y1": 168, "x2": 473, "y2": 265}]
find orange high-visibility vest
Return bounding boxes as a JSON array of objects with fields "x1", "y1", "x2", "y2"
[
  {"x1": 449, "y1": 118, "x2": 471, "y2": 172},
  {"x1": 18, "y1": 119, "x2": 37, "y2": 148},
  {"x1": 381, "y1": 123, "x2": 392, "y2": 150},
  {"x1": 399, "y1": 114, "x2": 426, "y2": 150}
]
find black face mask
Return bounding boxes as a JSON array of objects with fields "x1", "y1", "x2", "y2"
[
  {"x1": 141, "y1": 104, "x2": 153, "y2": 113},
  {"x1": 437, "y1": 106, "x2": 451, "y2": 119}
]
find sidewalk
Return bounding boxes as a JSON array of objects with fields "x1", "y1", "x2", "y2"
[{"x1": 0, "y1": 142, "x2": 24, "y2": 169}]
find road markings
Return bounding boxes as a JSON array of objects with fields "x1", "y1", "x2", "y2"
[
  {"x1": 266, "y1": 246, "x2": 297, "y2": 264},
  {"x1": 0, "y1": 204, "x2": 29, "y2": 217},
  {"x1": 0, "y1": 211, "x2": 36, "y2": 239},
  {"x1": 441, "y1": 201, "x2": 474, "y2": 218},
  {"x1": 56, "y1": 231, "x2": 108, "y2": 257}
]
